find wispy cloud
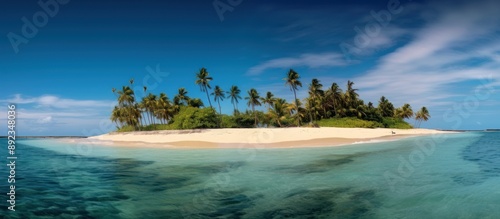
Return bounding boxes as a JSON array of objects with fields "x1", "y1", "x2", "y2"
[
  {"x1": 351, "y1": 26, "x2": 409, "y2": 56},
  {"x1": 0, "y1": 94, "x2": 115, "y2": 135},
  {"x1": 36, "y1": 116, "x2": 52, "y2": 124},
  {"x1": 1, "y1": 94, "x2": 115, "y2": 109},
  {"x1": 247, "y1": 53, "x2": 347, "y2": 76},
  {"x1": 354, "y1": 0, "x2": 500, "y2": 110}
]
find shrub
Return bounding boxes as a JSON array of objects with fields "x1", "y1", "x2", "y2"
[
  {"x1": 141, "y1": 124, "x2": 172, "y2": 131},
  {"x1": 221, "y1": 115, "x2": 239, "y2": 128},
  {"x1": 169, "y1": 107, "x2": 218, "y2": 129},
  {"x1": 317, "y1": 117, "x2": 384, "y2": 128},
  {"x1": 220, "y1": 113, "x2": 256, "y2": 128},
  {"x1": 116, "y1": 125, "x2": 136, "y2": 132},
  {"x1": 382, "y1": 117, "x2": 413, "y2": 129}
]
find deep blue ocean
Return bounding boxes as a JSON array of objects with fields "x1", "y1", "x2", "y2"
[{"x1": 1, "y1": 132, "x2": 499, "y2": 218}]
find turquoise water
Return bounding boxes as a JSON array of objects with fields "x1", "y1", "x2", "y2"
[{"x1": 1, "y1": 132, "x2": 499, "y2": 218}]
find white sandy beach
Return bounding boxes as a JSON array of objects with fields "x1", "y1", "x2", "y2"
[{"x1": 85, "y1": 128, "x2": 455, "y2": 149}]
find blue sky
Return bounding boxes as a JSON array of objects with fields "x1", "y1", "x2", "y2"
[{"x1": 1, "y1": 0, "x2": 499, "y2": 136}]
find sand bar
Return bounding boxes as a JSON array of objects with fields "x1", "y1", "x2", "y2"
[{"x1": 79, "y1": 128, "x2": 456, "y2": 149}]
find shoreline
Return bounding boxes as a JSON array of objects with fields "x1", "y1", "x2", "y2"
[{"x1": 75, "y1": 128, "x2": 457, "y2": 149}]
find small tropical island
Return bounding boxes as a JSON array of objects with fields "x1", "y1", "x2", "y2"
[
  {"x1": 89, "y1": 68, "x2": 447, "y2": 148},
  {"x1": 111, "y1": 68, "x2": 431, "y2": 130}
]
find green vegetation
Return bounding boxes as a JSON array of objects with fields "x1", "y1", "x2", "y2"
[
  {"x1": 116, "y1": 125, "x2": 137, "y2": 132},
  {"x1": 284, "y1": 69, "x2": 303, "y2": 126},
  {"x1": 317, "y1": 117, "x2": 383, "y2": 128},
  {"x1": 220, "y1": 113, "x2": 255, "y2": 128},
  {"x1": 414, "y1": 107, "x2": 431, "y2": 128},
  {"x1": 169, "y1": 107, "x2": 218, "y2": 129},
  {"x1": 111, "y1": 68, "x2": 429, "y2": 132},
  {"x1": 381, "y1": 117, "x2": 413, "y2": 129}
]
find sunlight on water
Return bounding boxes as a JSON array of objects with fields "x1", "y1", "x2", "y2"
[{"x1": 1, "y1": 132, "x2": 499, "y2": 218}]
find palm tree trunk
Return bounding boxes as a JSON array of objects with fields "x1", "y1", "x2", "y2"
[
  {"x1": 293, "y1": 89, "x2": 301, "y2": 126},
  {"x1": 253, "y1": 105, "x2": 257, "y2": 127},
  {"x1": 218, "y1": 100, "x2": 222, "y2": 114},
  {"x1": 138, "y1": 114, "x2": 143, "y2": 128},
  {"x1": 217, "y1": 100, "x2": 222, "y2": 128},
  {"x1": 146, "y1": 110, "x2": 151, "y2": 127},
  {"x1": 322, "y1": 104, "x2": 326, "y2": 119},
  {"x1": 151, "y1": 112, "x2": 154, "y2": 126},
  {"x1": 151, "y1": 115, "x2": 154, "y2": 126},
  {"x1": 332, "y1": 97, "x2": 336, "y2": 117},
  {"x1": 205, "y1": 86, "x2": 213, "y2": 108}
]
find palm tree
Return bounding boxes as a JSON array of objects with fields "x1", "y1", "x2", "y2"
[
  {"x1": 351, "y1": 99, "x2": 367, "y2": 119},
  {"x1": 291, "y1": 99, "x2": 306, "y2": 125},
  {"x1": 148, "y1": 93, "x2": 158, "y2": 125},
  {"x1": 345, "y1": 80, "x2": 359, "y2": 114},
  {"x1": 175, "y1": 88, "x2": 190, "y2": 105},
  {"x1": 346, "y1": 80, "x2": 359, "y2": 100},
  {"x1": 305, "y1": 97, "x2": 316, "y2": 123},
  {"x1": 188, "y1": 98, "x2": 204, "y2": 108},
  {"x1": 326, "y1": 82, "x2": 342, "y2": 117},
  {"x1": 309, "y1": 79, "x2": 324, "y2": 97},
  {"x1": 377, "y1": 96, "x2": 395, "y2": 117},
  {"x1": 141, "y1": 93, "x2": 157, "y2": 126},
  {"x1": 308, "y1": 79, "x2": 324, "y2": 121},
  {"x1": 415, "y1": 107, "x2": 430, "y2": 128},
  {"x1": 117, "y1": 84, "x2": 143, "y2": 130},
  {"x1": 111, "y1": 106, "x2": 123, "y2": 128},
  {"x1": 398, "y1": 103, "x2": 414, "y2": 120},
  {"x1": 269, "y1": 98, "x2": 288, "y2": 127},
  {"x1": 394, "y1": 108, "x2": 404, "y2": 119},
  {"x1": 139, "y1": 86, "x2": 148, "y2": 126},
  {"x1": 403, "y1": 104, "x2": 414, "y2": 119},
  {"x1": 227, "y1": 85, "x2": 242, "y2": 113},
  {"x1": 245, "y1": 88, "x2": 261, "y2": 127},
  {"x1": 131, "y1": 103, "x2": 142, "y2": 128},
  {"x1": 140, "y1": 96, "x2": 149, "y2": 125},
  {"x1": 211, "y1": 86, "x2": 225, "y2": 114},
  {"x1": 195, "y1": 67, "x2": 213, "y2": 109},
  {"x1": 284, "y1": 69, "x2": 302, "y2": 126},
  {"x1": 261, "y1": 91, "x2": 275, "y2": 111},
  {"x1": 155, "y1": 93, "x2": 171, "y2": 124},
  {"x1": 172, "y1": 97, "x2": 182, "y2": 114},
  {"x1": 285, "y1": 101, "x2": 296, "y2": 116},
  {"x1": 117, "y1": 86, "x2": 135, "y2": 106}
]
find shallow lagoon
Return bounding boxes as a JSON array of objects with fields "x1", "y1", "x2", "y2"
[{"x1": 1, "y1": 132, "x2": 499, "y2": 218}]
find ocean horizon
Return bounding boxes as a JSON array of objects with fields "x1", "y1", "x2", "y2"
[{"x1": 2, "y1": 132, "x2": 499, "y2": 218}]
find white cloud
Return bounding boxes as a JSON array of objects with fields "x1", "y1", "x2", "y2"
[
  {"x1": 0, "y1": 94, "x2": 116, "y2": 136},
  {"x1": 1, "y1": 94, "x2": 115, "y2": 109},
  {"x1": 347, "y1": 26, "x2": 409, "y2": 57},
  {"x1": 36, "y1": 116, "x2": 52, "y2": 124},
  {"x1": 247, "y1": 53, "x2": 347, "y2": 76},
  {"x1": 353, "y1": 0, "x2": 500, "y2": 111}
]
